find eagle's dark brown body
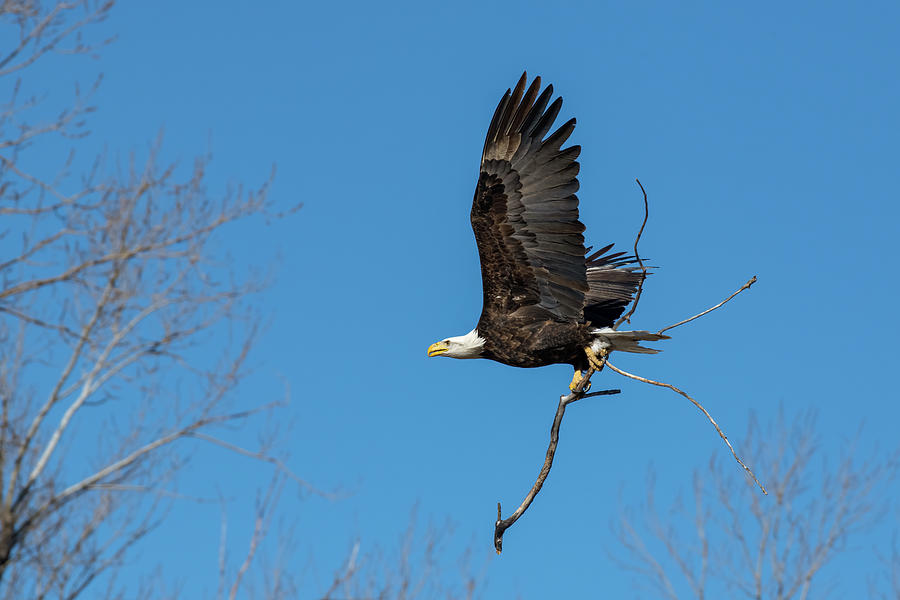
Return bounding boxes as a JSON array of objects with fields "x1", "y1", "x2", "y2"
[{"x1": 476, "y1": 312, "x2": 595, "y2": 370}]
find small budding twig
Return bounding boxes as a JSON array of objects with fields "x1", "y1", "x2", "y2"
[
  {"x1": 494, "y1": 360, "x2": 620, "y2": 554},
  {"x1": 605, "y1": 360, "x2": 767, "y2": 495}
]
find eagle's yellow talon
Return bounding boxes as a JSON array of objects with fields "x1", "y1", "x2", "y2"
[
  {"x1": 569, "y1": 370, "x2": 591, "y2": 393},
  {"x1": 584, "y1": 346, "x2": 608, "y2": 371}
]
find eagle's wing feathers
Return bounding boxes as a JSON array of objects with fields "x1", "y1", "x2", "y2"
[
  {"x1": 583, "y1": 244, "x2": 646, "y2": 327},
  {"x1": 471, "y1": 73, "x2": 587, "y2": 322}
]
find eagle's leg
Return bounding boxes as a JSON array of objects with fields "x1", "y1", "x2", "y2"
[
  {"x1": 584, "y1": 345, "x2": 608, "y2": 372},
  {"x1": 569, "y1": 370, "x2": 592, "y2": 393}
]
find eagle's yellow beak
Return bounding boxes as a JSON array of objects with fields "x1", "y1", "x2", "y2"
[{"x1": 427, "y1": 341, "x2": 449, "y2": 357}]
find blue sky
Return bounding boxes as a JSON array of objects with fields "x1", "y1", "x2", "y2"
[{"x1": 22, "y1": 0, "x2": 900, "y2": 597}]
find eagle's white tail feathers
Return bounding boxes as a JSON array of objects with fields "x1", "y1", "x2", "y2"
[{"x1": 591, "y1": 327, "x2": 670, "y2": 354}]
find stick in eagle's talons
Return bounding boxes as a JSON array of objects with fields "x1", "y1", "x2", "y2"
[{"x1": 569, "y1": 370, "x2": 591, "y2": 393}]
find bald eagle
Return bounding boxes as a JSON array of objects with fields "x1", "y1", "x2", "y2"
[{"x1": 427, "y1": 73, "x2": 668, "y2": 390}]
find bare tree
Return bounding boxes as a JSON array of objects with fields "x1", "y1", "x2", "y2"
[
  {"x1": 0, "y1": 2, "x2": 303, "y2": 597},
  {"x1": 614, "y1": 409, "x2": 899, "y2": 599},
  {"x1": 0, "y1": 5, "x2": 487, "y2": 599}
]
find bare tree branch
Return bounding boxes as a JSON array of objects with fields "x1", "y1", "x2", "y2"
[
  {"x1": 318, "y1": 512, "x2": 481, "y2": 600},
  {"x1": 617, "y1": 500, "x2": 681, "y2": 600},
  {"x1": 0, "y1": 2, "x2": 114, "y2": 77},
  {"x1": 227, "y1": 474, "x2": 283, "y2": 600},
  {"x1": 188, "y1": 433, "x2": 329, "y2": 498},
  {"x1": 0, "y1": 4, "x2": 305, "y2": 596}
]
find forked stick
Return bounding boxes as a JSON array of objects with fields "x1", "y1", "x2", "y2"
[{"x1": 493, "y1": 360, "x2": 620, "y2": 554}]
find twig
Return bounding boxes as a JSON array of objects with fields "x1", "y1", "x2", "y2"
[
  {"x1": 83, "y1": 484, "x2": 220, "y2": 504},
  {"x1": 657, "y1": 276, "x2": 757, "y2": 335},
  {"x1": 605, "y1": 360, "x2": 766, "y2": 495},
  {"x1": 614, "y1": 178, "x2": 650, "y2": 329},
  {"x1": 228, "y1": 475, "x2": 282, "y2": 600},
  {"x1": 494, "y1": 360, "x2": 620, "y2": 554},
  {"x1": 322, "y1": 539, "x2": 362, "y2": 600},
  {"x1": 188, "y1": 432, "x2": 332, "y2": 498},
  {"x1": 218, "y1": 497, "x2": 229, "y2": 600},
  {"x1": 30, "y1": 402, "x2": 282, "y2": 517},
  {"x1": 583, "y1": 389, "x2": 623, "y2": 399}
]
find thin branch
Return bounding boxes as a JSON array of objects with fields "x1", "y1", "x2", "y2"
[
  {"x1": 0, "y1": 305, "x2": 81, "y2": 339},
  {"x1": 605, "y1": 360, "x2": 766, "y2": 495},
  {"x1": 657, "y1": 276, "x2": 757, "y2": 335},
  {"x1": 217, "y1": 498, "x2": 228, "y2": 600},
  {"x1": 82, "y1": 484, "x2": 219, "y2": 504},
  {"x1": 187, "y1": 433, "x2": 329, "y2": 498},
  {"x1": 7, "y1": 269, "x2": 118, "y2": 507},
  {"x1": 28, "y1": 402, "x2": 281, "y2": 522},
  {"x1": 582, "y1": 389, "x2": 624, "y2": 399},
  {"x1": 227, "y1": 475, "x2": 282, "y2": 600},
  {"x1": 0, "y1": 154, "x2": 102, "y2": 209},
  {"x1": 494, "y1": 360, "x2": 620, "y2": 554},
  {"x1": 0, "y1": 227, "x2": 76, "y2": 273},
  {"x1": 645, "y1": 490, "x2": 699, "y2": 596},
  {"x1": 0, "y1": 1, "x2": 113, "y2": 77},
  {"x1": 693, "y1": 472, "x2": 708, "y2": 600},
  {"x1": 618, "y1": 511, "x2": 681, "y2": 600},
  {"x1": 615, "y1": 178, "x2": 650, "y2": 329},
  {"x1": 322, "y1": 539, "x2": 362, "y2": 600},
  {"x1": 0, "y1": 2, "x2": 75, "y2": 72},
  {"x1": 22, "y1": 280, "x2": 178, "y2": 498},
  {"x1": 0, "y1": 212, "x2": 234, "y2": 302}
]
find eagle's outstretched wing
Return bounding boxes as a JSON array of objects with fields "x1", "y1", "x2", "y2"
[{"x1": 471, "y1": 73, "x2": 587, "y2": 322}]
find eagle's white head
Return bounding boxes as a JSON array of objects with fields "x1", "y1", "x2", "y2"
[{"x1": 427, "y1": 328, "x2": 485, "y2": 359}]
